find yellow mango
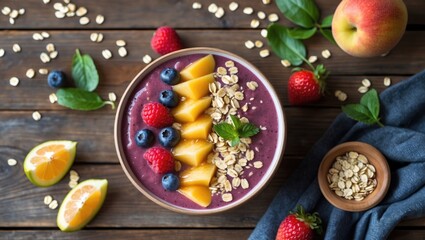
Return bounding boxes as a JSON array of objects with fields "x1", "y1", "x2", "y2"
[
  {"x1": 172, "y1": 73, "x2": 215, "y2": 100},
  {"x1": 180, "y1": 115, "x2": 213, "y2": 140},
  {"x1": 179, "y1": 163, "x2": 217, "y2": 187},
  {"x1": 172, "y1": 139, "x2": 213, "y2": 167},
  {"x1": 178, "y1": 185, "x2": 212, "y2": 208},
  {"x1": 171, "y1": 97, "x2": 212, "y2": 123},
  {"x1": 180, "y1": 54, "x2": 215, "y2": 82}
]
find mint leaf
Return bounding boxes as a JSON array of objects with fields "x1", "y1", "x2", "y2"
[
  {"x1": 275, "y1": 0, "x2": 320, "y2": 28},
  {"x1": 342, "y1": 104, "x2": 377, "y2": 125},
  {"x1": 213, "y1": 123, "x2": 238, "y2": 140},
  {"x1": 214, "y1": 116, "x2": 261, "y2": 147},
  {"x1": 320, "y1": 15, "x2": 333, "y2": 28},
  {"x1": 72, "y1": 49, "x2": 99, "y2": 92},
  {"x1": 287, "y1": 27, "x2": 317, "y2": 40},
  {"x1": 267, "y1": 24, "x2": 307, "y2": 66},
  {"x1": 239, "y1": 123, "x2": 260, "y2": 138},
  {"x1": 342, "y1": 88, "x2": 384, "y2": 127},
  {"x1": 319, "y1": 28, "x2": 336, "y2": 44},
  {"x1": 230, "y1": 115, "x2": 242, "y2": 129},
  {"x1": 360, "y1": 89, "x2": 380, "y2": 119},
  {"x1": 56, "y1": 88, "x2": 114, "y2": 111}
]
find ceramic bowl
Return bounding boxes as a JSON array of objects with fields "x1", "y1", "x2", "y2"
[
  {"x1": 114, "y1": 47, "x2": 286, "y2": 214},
  {"x1": 318, "y1": 141, "x2": 390, "y2": 212}
]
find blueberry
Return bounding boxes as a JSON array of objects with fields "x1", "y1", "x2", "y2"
[
  {"x1": 47, "y1": 70, "x2": 66, "y2": 88},
  {"x1": 160, "y1": 68, "x2": 180, "y2": 85},
  {"x1": 159, "y1": 90, "x2": 180, "y2": 108},
  {"x1": 162, "y1": 173, "x2": 179, "y2": 191},
  {"x1": 135, "y1": 129, "x2": 154, "y2": 148},
  {"x1": 158, "y1": 127, "x2": 180, "y2": 148}
]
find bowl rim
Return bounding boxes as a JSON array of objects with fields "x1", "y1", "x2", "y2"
[
  {"x1": 114, "y1": 47, "x2": 286, "y2": 214},
  {"x1": 318, "y1": 141, "x2": 391, "y2": 212}
]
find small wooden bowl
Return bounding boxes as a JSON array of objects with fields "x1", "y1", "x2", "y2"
[{"x1": 318, "y1": 141, "x2": 390, "y2": 212}]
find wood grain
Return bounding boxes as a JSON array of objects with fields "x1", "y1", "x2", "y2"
[
  {"x1": 1, "y1": 159, "x2": 425, "y2": 228},
  {"x1": 0, "y1": 30, "x2": 422, "y2": 111},
  {"x1": 0, "y1": 229, "x2": 424, "y2": 240},
  {"x1": 0, "y1": 0, "x2": 423, "y2": 29},
  {"x1": 0, "y1": 108, "x2": 341, "y2": 163}
]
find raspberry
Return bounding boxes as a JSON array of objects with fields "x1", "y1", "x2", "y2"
[
  {"x1": 150, "y1": 26, "x2": 182, "y2": 55},
  {"x1": 141, "y1": 102, "x2": 174, "y2": 128},
  {"x1": 143, "y1": 147, "x2": 174, "y2": 174}
]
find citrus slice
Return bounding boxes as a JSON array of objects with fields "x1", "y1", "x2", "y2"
[
  {"x1": 57, "y1": 179, "x2": 108, "y2": 232},
  {"x1": 23, "y1": 140, "x2": 77, "y2": 187}
]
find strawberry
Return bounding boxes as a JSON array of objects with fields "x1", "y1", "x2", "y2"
[
  {"x1": 143, "y1": 147, "x2": 174, "y2": 174},
  {"x1": 288, "y1": 64, "x2": 328, "y2": 105},
  {"x1": 141, "y1": 102, "x2": 174, "y2": 128},
  {"x1": 151, "y1": 26, "x2": 182, "y2": 55},
  {"x1": 275, "y1": 205, "x2": 322, "y2": 240}
]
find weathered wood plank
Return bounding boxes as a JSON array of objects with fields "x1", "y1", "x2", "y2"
[
  {"x1": 0, "y1": 30, "x2": 422, "y2": 110},
  {"x1": 0, "y1": 0, "x2": 423, "y2": 29},
  {"x1": 0, "y1": 229, "x2": 423, "y2": 240},
  {"x1": 1, "y1": 160, "x2": 425, "y2": 228},
  {"x1": 0, "y1": 107, "x2": 341, "y2": 163}
]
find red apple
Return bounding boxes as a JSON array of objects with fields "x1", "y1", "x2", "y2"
[{"x1": 332, "y1": 0, "x2": 408, "y2": 57}]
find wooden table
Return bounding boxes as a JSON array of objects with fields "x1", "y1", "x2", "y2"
[{"x1": 1, "y1": 0, "x2": 424, "y2": 239}]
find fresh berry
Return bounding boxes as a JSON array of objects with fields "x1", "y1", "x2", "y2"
[
  {"x1": 162, "y1": 173, "x2": 180, "y2": 191},
  {"x1": 141, "y1": 102, "x2": 174, "y2": 128},
  {"x1": 276, "y1": 205, "x2": 322, "y2": 240},
  {"x1": 150, "y1": 26, "x2": 182, "y2": 55},
  {"x1": 159, "y1": 90, "x2": 180, "y2": 107},
  {"x1": 134, "y1": 129, "x2": 154, "y2": 148},
  {"x1": 160, "y1": 68, "x2": 180, "y2": 85},
  {"x1": 143, "y1": 147, "x2": 174, "y2": 174},
  {"x1": 158, "y1": 127, "x2": 181, "y2": 148},
  {"x1": 47, "y1": 70, "x2": 66, "y2": 88},
  {"x1": 288, "y1": 65, "x2": 328, "y2": 105}
]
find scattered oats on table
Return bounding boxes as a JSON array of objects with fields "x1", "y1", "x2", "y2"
[
  {"x1": 268, "y1": 13, "x2": 279, "y2": 22},
  {"x1": 26, "y1": 68, "x2": 36, "y2": 79},
  {"x1": 95, "y1": 14, "x2": 105, "y2": 24},
  {"x1": 228, "y1": 2, "x2": 238, "y2": 11},
  {"x1": 383, "y1": 77, "x2": 391, "y2": 87},
  {"x1": 244, "y1": 40, "x2": 255, "y2": 49},
  {"x1": 321, "y1": 49, "x2": 331, "y2": 59},
  {"x1": 9, "y1": 77, "x2": 19, "y2": 87},
  {"x1": 260, "y1": 29, "x2": 268, "y2": 38},
  {"x1": 215, "y1": 7, "x2": 225, "y2": 19},
  {"x1": 12, "y1": 43, "x2": 21, "y2": 53},
  {"x1": 259, "y1": 49, "x2": 270, "y2": 58},
  {"x1": 250, "y1": 19, "x2": 260, "y2": 28},
  {"x1": 358, "y1": 86, "x2": 369, "y2": 94},
  {"x1": 208, "y1": 3, "x2": 218, "y2": 13},
  {"x1": 308, "y1": 56, "x2": 318, "y2": 63},
  {"x1": 243, "y1": 7, "x2": 254, "y2": 15},
  {"x1": 44, "y1": 195, "x2": 53, "y2": 205},
  {"x1": 118, "y1": 47, "x2": 128, "y2": 57},
  {"x1": 362, "y1": 78, "x2": 371, "y2": 87},
  {"x1": 79, "y1": 16, "x2": 90, "y2": 25},
  {"x1": 116, "y1": 40, "x2": 126, "y2": 47},
  {"x1": 257, "y1": 11, "x2": 266, "y2": 20},
  {"x1": 0, "y1": 48, "x2": 5, "y2": 58},
  {"x1": 192, "y1": 2, "x2": 202, "y2": 10},
  {"x1": 102, "y1": 49, "x2": 112, "y2": 59},
  {"x1": 7, "y1": 158, "x2": 17, "y2": 166},
  {"x1": 143, "y1": 54, "x2": 152, "y2": 64},
  {"x1": 32, "y1": 111, "x2": 42, "y2": 121}
]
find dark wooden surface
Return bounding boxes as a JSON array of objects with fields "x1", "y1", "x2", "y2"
[{"x1": 0, "y1": 0, "x2": 424, "y2": 239}]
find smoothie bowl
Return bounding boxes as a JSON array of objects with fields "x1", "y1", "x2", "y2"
[{"x1": 114, "y1": 47, "x2": 286, "y2": 214}]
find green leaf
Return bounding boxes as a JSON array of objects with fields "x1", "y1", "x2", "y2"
[
  {"x1": 275, "y1": 0, "x2": 320, "y2": 28},
  {"x1": 320, "y1": 15, "x2": 333, "y2": 28},
  {"x1": 230, "y1": 115, "x2": 242, "y2": 130},
  {"x1": 341, "y1": 104, "x2": 378, "y2": 125},
  {"x1": 238, "y1": 123, "x2": 260, "y2": 138},
  {"x1": 213, "y1": 123, "x2": 238, "y2": 141},
  {"x1": 72, "y1": 49, "x2": 99, "y2": 92},
  {"x1": 267, "y1": 24, "x2": 307, "y2": 66},
  {"x1": 287, "y1": 27, "x2": 317, "y2": 40},
  {"x1": 360, "y1": 89, "x2": 380, "y2": 120},
  {"x1": 56, "y1": 88, "x2": 113, "y2": 111},
  {"x1": 230, "y1": 137, "x2": 240, "y2": 147},
  {"x1": 319, "y1": 28, "x2": 336, "y2": 44}
]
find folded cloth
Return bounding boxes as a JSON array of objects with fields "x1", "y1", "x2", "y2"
[{"x1": 249, "y1": 69, "x2": 425, "y2": 240}]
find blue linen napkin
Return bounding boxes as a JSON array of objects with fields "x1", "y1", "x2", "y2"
[{"x1": 250, "y1": 69, "x2": 425, "y2": 240}]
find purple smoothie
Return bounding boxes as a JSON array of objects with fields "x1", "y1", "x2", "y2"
[{"x1": 121, "y1": 54, "x2": 279, "y2": 210}]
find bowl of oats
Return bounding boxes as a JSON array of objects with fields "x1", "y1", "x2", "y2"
[
  {"x1": 114, "y1": 47, "x2": 286, "y2": 214},
  {"x1": 318, "y1": 141, "x2": 390, "y2": 212}
]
